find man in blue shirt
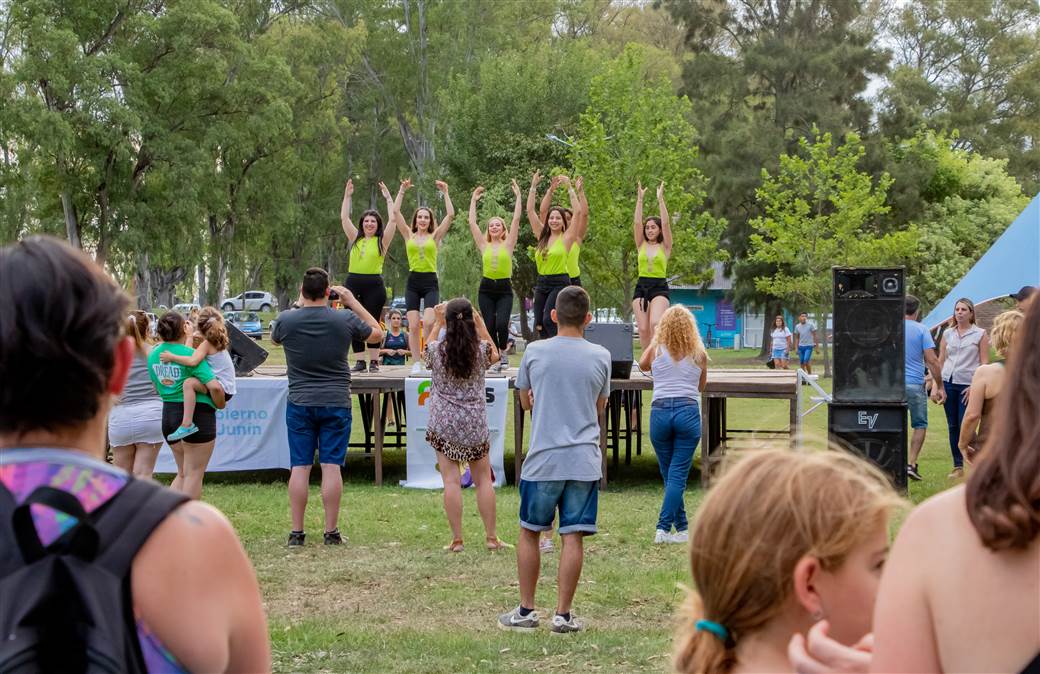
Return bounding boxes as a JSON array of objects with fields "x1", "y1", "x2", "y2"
[{"x1": 905, "y1": 295, "x2": 946, "y2": 481}]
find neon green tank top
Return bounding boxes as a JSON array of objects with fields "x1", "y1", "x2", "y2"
[
  {"x1": 567, "y1": 243, "x2": 581, "y2": 278},
  {"x1": 406, "y1": 236, "x2": 437, "y2": 273},
  {"x1": 482, "y1": 244, "x2": 512, "y2": 280},
  {"x1": 349, "y1": 236, "x2": 384, "y2": 275},
  {"x1": 535, "y1": 237, "x2": 568, "y2": 276},
  {"x1": 638, "y1": 244, "x2": 667, "y2": 278}
]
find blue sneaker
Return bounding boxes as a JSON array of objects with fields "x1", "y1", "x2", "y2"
[{"x1": 167, "y1": 424, "x2": 198, "y2": 442}]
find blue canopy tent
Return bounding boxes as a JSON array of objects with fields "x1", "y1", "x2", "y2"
[{"x1": 923, "y1": 194, "x2": 1040, "y2": 328}]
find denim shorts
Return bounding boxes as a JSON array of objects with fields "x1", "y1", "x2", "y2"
[
  {"x1": 797, "y1": 345, "x2": 814, "y2": 363},
  {"x1": 519, "y1": 479, "x2": 598, "y2": 535},
  {"x1": 771, "y1": 347, "x2": 788, "y2": 360},
  {"x1": 906, "y1": 385, "x2": 928, "y2": 429},
  {"x1": 286, "y1": 402, "x2": 352, "y2": 467}
]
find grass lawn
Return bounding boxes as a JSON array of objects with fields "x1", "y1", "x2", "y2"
[{"x1": 204, "y1": 342, "x2": 958, "y2": 672}]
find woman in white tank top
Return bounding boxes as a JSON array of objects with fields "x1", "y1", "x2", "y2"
[{"x1": 637, "y1": 305, "x2": 708, "y2": 544}]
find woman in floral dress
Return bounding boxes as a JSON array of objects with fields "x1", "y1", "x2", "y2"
[{"x1": 424, "y1": 298, "x2": 504, "y2": 551}]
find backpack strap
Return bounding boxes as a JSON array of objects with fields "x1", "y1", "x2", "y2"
[
  {"x1": 10, "y1": 486, "x2": 101, "y2": 563},
  {"x1": 92, "y1": 479, "x2": 190, "y2": 579}
]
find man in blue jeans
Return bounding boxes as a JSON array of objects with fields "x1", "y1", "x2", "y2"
[
  {"x1": 904, "y1": 294, "x2": 945, "y2": 481},
  {"x1": 272, "y1": 268, "x2": 382, "y2": 546},
  {"x1": 499, "y1": 287, "x2": 610, "y2": 635}
]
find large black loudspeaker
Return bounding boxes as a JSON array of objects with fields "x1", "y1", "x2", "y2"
[
  {"x1": 833, "y1": 267, "x2": 905, "y2": 403},
  {"x1": 829, "y1": 403, "x2": 908, "y2": 490},
  {"x1": 584, "y1": 322, "x2": 634, "y2": 379},
  {"x1": 226, "y1": 321, "x2": 269, "y2": 375}
]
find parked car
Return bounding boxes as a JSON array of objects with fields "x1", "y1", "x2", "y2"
[
  {"x1": 224, "y1": 311, "x2": 263, "y2": 339},
  {"x1": 220, "y1": 290, "x2": 275, "y2": 312},
  {"x1": 172, "y1": 303, "x2": 200, "y2": 317}
]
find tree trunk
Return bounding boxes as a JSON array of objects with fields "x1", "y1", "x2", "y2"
[
  {"x1": 60, "y1": 189, "x2": 81, "y2": 248},
  {"x1": 758, "y1": 299, "x2": 782, "y2": 358},
  {"x1": 197, "y1": 264, "x2": 207, "y2": 306},
  {"x1": 152, "y1": 266, "x2": 186, "y2": 309},
  {"x1": 134, "y1": 251, "x2": 152, "y2": 310}
]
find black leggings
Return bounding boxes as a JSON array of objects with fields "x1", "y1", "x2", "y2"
[
  {"x1": 532, "y1": 274, "x2": 571, "y2": 339},
  {"x1": 478, "y1": 277, "x2": 513, "y2": 351},
  {"x1": 346, "y1": 273, "x2": 386, "y2": 354}
]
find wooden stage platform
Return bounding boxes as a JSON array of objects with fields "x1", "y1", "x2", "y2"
[{"x1": 250, "y1": 365, "x2": 800, "y2": 487}]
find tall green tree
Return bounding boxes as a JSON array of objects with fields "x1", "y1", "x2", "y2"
[
  {"x1": 880, "y1": 0, "x2": 1040, "y2": 194},
  {"x1": 569, "y1": 44, "x2": 726, "y2": 314},
  {"x1": 747, "y1": 129, "x2": 915, "y2": 376},
  {"x1": 659, "y1": 0, "x2": 890, "y2": 353}
]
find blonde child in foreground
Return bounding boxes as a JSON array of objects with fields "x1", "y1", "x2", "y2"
[{"x1": 673, "y1": 448, "x2": 901, "y2": 674}]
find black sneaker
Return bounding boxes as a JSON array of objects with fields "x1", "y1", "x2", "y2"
[
  {"x1": 351, "y1": 360, "x2": 367, "y2": 373},
  {"x1": 324, "y1": 529, "x2": 343, "y2": 545},
  {"x1": 287, "y1": 531, "x2": 305, "y2": 547},
  {"x1": 368, "y1": 360, "x2": 380, "y2": 373},
  {"x1": 907, "y1": 464, "x2": 922, "y2": 481}
]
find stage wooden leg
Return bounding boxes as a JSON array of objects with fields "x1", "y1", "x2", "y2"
[
  {"x1": 372, "y1": 391, "x2": 383, "y2": 487},
  {"x1": 599, "y1": 409, "x2": 608, "y2": 490},
  {"x1": 789, "y1": 396, "x2": 799, "y2": 448},
  {"x1": 701, "y1": 397, "x2": 713, "y2": 488},
  {"x1": 513, "y1": 389, "x2": 524, "y2": 485}
]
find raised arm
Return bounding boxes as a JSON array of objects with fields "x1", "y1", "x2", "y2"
[
  {"x1": 433, "y1": 180, "x2": 455, "y2": 242},
  {"x1": 658, "y1": 181, "x2": 672, "y2": 255},
  {"x1": 468, "y1": 186, "x2": 487, "y2": 252},
  {"x1": 539, "y1": 174, "x2": 561, "y2": 225},
  {"x1": 571, "y1": 175, "x2": 589, "y2": 242},
  {"x1": 340, "y1": 179, "x2": 358, "y2": 243},
  {"x1": 563, "y1": 177, "x2": 582, "y2": 248},
  {"x1": 506, "y1": 179, "x2": 522, "y2": 251},
  {"x1": 638, "y1": 339, "x2": 658, "y2": 372},
  {"x1": 393, "y1": 179, "x2": 413, "y2": 240},
  {"x1": 527, "y1": 171, "x2": 544, "y2": 237},
  {"x1": 379, "y1": 181, "x2": 398, "y2": 249},
  {"x1": 633, "y1": 181, "x2": 647, "y2": 248}
]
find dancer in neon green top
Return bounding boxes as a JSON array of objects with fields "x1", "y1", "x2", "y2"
[
  {"x1": 536, "y1": 174, "x2": 590, "y2": 286},
  {"x1": 632, "y1": 180, "x2": 673, "y2": 349},
  {"x1": 393, "y1": 179, "x2": 456, "y2": 372},
  {"x1": 469, "y1": 180, "x2": 522, "y2": 370},
  {"x1": 341, "y1": 178, "x2": 402, "y2": 372},
  {"x1": 526, "y1": 171, "x2": 587, "y2": 339}
]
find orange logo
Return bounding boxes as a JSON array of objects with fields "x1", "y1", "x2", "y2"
[{"x1": 418, "y1": 380, "x2": 431, "y2": 406}]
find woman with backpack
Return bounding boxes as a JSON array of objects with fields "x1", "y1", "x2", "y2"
[{"x1": 0, "y1": 236, "x2": 270, "y2": 673}]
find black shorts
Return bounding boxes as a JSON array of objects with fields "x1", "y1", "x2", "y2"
[
  {"x1": 162, "y1": 401, "x2": 217, "y2": 444},
  {"x1": 345, "y1": 273, "x2": 387, "y2": 321},
  {"x1": 570, "y1": 276, "x2": 582, "y2": 287},
  {"x1": 405, "y1": 271, "x2": 439, "y2": 312},
  {"x1": 479, "y1": 276, "x2": 512, "y2": 297},
  {"x1": 632, "y1": 276, "x2": 670, "y2": 311}
]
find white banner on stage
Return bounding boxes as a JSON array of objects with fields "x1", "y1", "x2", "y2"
[
  {"x1": 400, "y1": 377, "x2": 508, "y2": 489},
  {"x1": 155, "y1": 378, "x2": 290, "y2": 472}
]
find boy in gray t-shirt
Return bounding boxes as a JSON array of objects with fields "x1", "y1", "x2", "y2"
[{"x1": 499, "y1": 287, "x2": 610, "y2": 636}]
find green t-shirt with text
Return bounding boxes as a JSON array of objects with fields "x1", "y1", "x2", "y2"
[{"x1": 147, "y1": 343, "x2": 217, "y2": 407}]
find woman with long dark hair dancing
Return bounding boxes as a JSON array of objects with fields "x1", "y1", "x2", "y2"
[
  {"x1": 536, "y1": 175, "x2": 589, "y2": 287},
  {"x1": 395, "y1": 180, "x2": 456, "y2": 373},
  {"x1": 632, "y1": 181, "x2": 672, "y2": 349},
  {"x1": 340, "y1": 178, "x2": 401, "y2": 373},
  {"x1": 469, "y1": 180, "x2": 522, "y2": 370},
  {"x1": 423, "y1": 299, "x2": 503, "y2": 552},
  {"x1": 527, "y1": 171, "x2": 585, "y2": 339}
]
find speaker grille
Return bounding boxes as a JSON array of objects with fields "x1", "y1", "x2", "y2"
[{"x1": 832, "y1": 267, "x2": 905, "y2": 403}]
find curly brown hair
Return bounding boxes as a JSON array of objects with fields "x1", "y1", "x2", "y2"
[{"x1": 197, "y1": 307, "x2": 229, "y2": 352}]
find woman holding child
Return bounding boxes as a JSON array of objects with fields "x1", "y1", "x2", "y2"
[{"x1": 148, "y1": 311, "x2": 225, "y2": 499}]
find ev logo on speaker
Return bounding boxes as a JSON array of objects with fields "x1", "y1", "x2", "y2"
[{"x1": 857, "y1": 411, "x2": 879, "y2": 430}]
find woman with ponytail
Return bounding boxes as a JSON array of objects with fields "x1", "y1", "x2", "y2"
[
  {"x1": 527, "y1": 171, "x2": 584, "y2": 339},
  {"x1": 674, "y1": 449, "x2": 900, "y2": 674},
  {"x1": 108, "y1": 310, "x2": 164, "y2": 478},
  {"x1": 871, "y1": 304, "x2": 1040, "y2": 673},
  {"x1": 423, "y1": 298, "x2": 503, "y2": 552}
]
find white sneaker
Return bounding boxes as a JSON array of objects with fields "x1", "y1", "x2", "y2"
[
  {"x1": 671, "y1": 531, "x2": 689, "y2": 544},
  {"x1": 539, "y1": 536, "x2": 554, "y2": 553},
  {"x1": 654, "y1": 529, "x2": 671, "y2": 544}
]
